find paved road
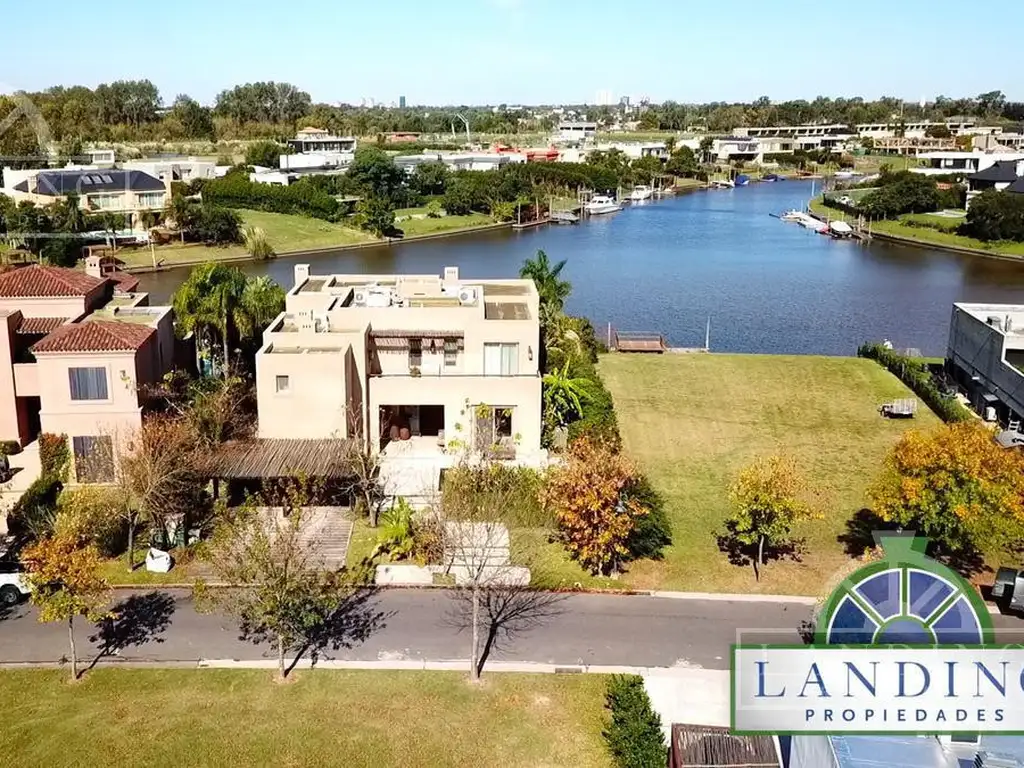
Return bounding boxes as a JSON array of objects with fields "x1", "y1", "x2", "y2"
[
  {"x1": 4, "y1": 590, "x2": 1022, "y2": 670},
  {"x1": 0, "y1": 589, "x2": 813, "y2": 669}
]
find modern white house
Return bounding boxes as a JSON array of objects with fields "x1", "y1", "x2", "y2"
[
  {"x1": 122, "y1": 158, "x2": 218, "y2": 183},
  {"x1": 593, "y1": 141, "x2": 668, "y2": 160},
  {"x1": 912, "y1": 151, "x2": 1024, "y2": 176},
  {"x1": 286, "y1": 127, "x2": 357, "y2": 154},
  {"x1": 556, "y1": 121, "x2": 597, "y2": 141}
]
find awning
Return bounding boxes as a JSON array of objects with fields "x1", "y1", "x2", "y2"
[{"x1": 206, "y1": 438, "x2": 356, "y2": 479}]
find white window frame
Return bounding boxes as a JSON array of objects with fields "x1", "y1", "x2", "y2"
[
  {"x1": 68, "y1": 365, "x2": 111, "y2": 403},
  {"x1": 483, "y1": 343, "x2": 518, "y2": 376}
]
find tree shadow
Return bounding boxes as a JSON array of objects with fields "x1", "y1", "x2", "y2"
[
  {"x1": 284, "y1": 586, "x2": 391, "y2": 677},
  {"x1": 444, "y1": 587, "x2": 568, "y2": 678},
  {"x1": 715, "y1": 524, "x2": 804, "y2": 581},
  {"x1": 837, "y1": 508, "x2": 897, "y2": 557},
  {"x1": 87, "y1": 591, "x2": 176, "y2": 672}
]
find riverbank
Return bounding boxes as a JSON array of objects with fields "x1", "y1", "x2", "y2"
[
  {"x1": 122, "y1": 211, "x2": 512, "y2": 273},
  {"x1": 809, "y1": 198, "x2": 1024, "y2": 261}
]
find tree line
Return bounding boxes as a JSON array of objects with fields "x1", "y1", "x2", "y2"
[{"x1": 2, "y1": 81, "x2": 1019, "y2": 162}]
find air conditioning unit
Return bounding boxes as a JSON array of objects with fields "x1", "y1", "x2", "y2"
[
  {"x1": 314, "y1": 314, "x2": 331, "y2": 333},
  {"x1": 457, "y1": 287, "x2": 478, "y2": 305},
  {"x1": 353, "y1": 289, "x2": 368, "y2": 306}
]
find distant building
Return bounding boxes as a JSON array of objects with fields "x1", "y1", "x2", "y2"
[
  {"x1": 287, "y1": 127, "x2": 357, "y2": 154},
  {"x1": 912, "y1": 151, "x2": 1024, "y2": 177},
  {"x1": 122, "y1": 158, "x2": 217, "y2": 183},
  {"x1": 965, "y1": 159, "x2": 1024, "y2": 206},
  {"x1": 399, "y1": 95, "x2": 406, "y2": 108},
  {"x1": 556, "y1": 121, "x2": 597, "y2": 141},
  {"x1": 384, "y1": 132, "x2": 421, "y2": 143}
]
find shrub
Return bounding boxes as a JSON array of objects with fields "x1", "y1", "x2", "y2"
[
  {"x1": 7, "y1": 474, "x2": 62, "y2": 539},
  {"x1": 201, "y1": 173, "x2": 342, "y2": 220},
  {"x1": 857, "y1": 343, "x2": 972, "y2": 423},
  {"x1": 39, "y1": 432, "x2": 70, "y2": 481},
  {"x1": 56, "y1": 487, "x2": 125, "y2": 557},
  {"x1": 567, "y1": 355, "x2": 620, "y2": 444},
  {"x1": 900, "y1": 213, "x2": 961, "y2": 233},
  {"x1": 442, "y1": 464, "x2": 550, "y2": 528},
  {"x1": 624, "y1": 476, "x2": 672, "y2": 561},
  {"x1": 960, "y1": 190, "x2": 1024, "y2": 242},
  {"x1": 604, "y1": 675, "x2": 666, "y2": 768},
  {"x1": 192, "y1": 205, "x2": 243, "y2": 245}
]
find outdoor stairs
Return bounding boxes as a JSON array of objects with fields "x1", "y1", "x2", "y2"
[{"x1": 379, "y1": 459, "x2": 441, "y2": 510}]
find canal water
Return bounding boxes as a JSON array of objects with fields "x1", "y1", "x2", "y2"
[{"x1": 138, "y1": 180, "x2": 1024, "y2": 356}]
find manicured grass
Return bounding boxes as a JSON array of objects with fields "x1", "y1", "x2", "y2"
[
  {"x1": 0, "y1": 669, "x2": 611, "y2": 768},
  {"x1": 810, "y1": 198, "x2": 1024, "y2": 258},
  {"x1": 399, "y1": 213, "x2": 495, "y2": 236},
  {"x1": 119, "y1": 210, "x2": 376, "y2": 267},
  {"x1": 96, "y1": 550, "x2": 197, "y2": 586},
  {"x1": 598, "y1": 353, "x2": 939, "y2": 595}
]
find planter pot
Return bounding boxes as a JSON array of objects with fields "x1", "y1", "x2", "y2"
[{"x1": 399, "y1": 427, "x2": 411, "y2": 441}]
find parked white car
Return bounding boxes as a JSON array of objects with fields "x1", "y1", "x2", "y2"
[{"x1": 0, "y1": 562, "x2": 30, "y2": 606}]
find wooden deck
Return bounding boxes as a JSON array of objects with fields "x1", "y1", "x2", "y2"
[{"x1": 612, "y1": 331, "x2": 667, "y2": 353}]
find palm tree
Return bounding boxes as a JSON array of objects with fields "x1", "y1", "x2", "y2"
[
  {"x1": 519, "y1": 249, "x2": 571, "y2": 311},
  {"x1": 542, "y1": 359, "x2": 593, "y2": 427},
  {"x1": 173, "y1": 264, "x2": 248, "y2": 378},
  {"x1": 237, "y1": 275, "x2": 285, "y2": 341}
]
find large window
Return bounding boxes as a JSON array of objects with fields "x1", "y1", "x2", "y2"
[
  {"x1": 138, "y1": 192, "x2": 165, "y2": 208},
  {"x1": 90, "y1": 194, "x2": 124, "y2": 211},
  {"x1": 483, "y1": 343, "x2": 518, "y2": 376},
  {"x1": 68, "y1": 367, "x2": 109, "y2": 401},
  {"x1": 72, "y1": 435, "x2": 114, "y2": 483}
]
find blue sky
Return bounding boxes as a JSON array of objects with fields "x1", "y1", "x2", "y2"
[{"x1": 3, "y1": 0, "x2": 1019, "y2": 105}]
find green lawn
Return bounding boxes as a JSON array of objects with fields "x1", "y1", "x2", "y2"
[
  {"x1": 119, "y1": 210, "x2": 376, "y2": 268},
  {"x1": 0, "y1": 670, "x2": 611, "y2": 768},
  {"x1": 598, "y1": 354, "x2": 939, "y2": 595},
  {"x1": 399, "y1": 212, "x2": 495, "y2": 236},
  {"x1": 810, "y1": 199, "x2": 1024, "y2": 258},
  {"x1": 97, "y1": 549, "x2": 197, "y2": 586}
]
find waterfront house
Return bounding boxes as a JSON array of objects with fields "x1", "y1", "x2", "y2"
[
  {"x1": 0, "y1": 167, "x2": 170, "y2": 230},
  {"x1": 946, "y1": 303, "x2": 1024, "y2": 427},
  {"x1": 965, "y1": 159, "x2": 1024, "y2": 206},
  {"x1": 122, "y1": 158, "x2": 218, "y2": 183},
  {"x1": 286, "y1": 127, "x2": 357, "y2": 154},
  {"x1": 713, "y1": 137, "x2": 764, "y2": 163},
  {"x1": 911, "y1": 151, "x2": 1022, "y2": 177},
  {"x1": 252, "y1": 264, "x2": 544, "y2": 501},
  {"x1": 0, "y1": 262, "x2": 178, "y2": 489}
]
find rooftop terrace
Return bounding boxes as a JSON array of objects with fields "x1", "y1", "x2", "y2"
[{"x1": 956, "y1": 303, "x2": 1024, "y2": 336}]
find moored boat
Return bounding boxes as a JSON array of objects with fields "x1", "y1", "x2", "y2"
[
  {"x1": 629, "y1": 185, "x2": 653, "y2": 201},
  {"x1": 829, "y1": 220, "x2": 854, "y2": 238},
  {"x1": 584, "y1": 194, "x2": 622, "y2": 215}
]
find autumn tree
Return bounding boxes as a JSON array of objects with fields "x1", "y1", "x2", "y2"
[
  {"x1": 723, "y1": 455, "x2": 821, "y2": 580},
  {"x1": 541, "y1": 437, "x2": 648, "y2": 575},
  {"x1": 111, "y1": 415, "x2": 209, "y2": 570},
  {"x1": 870, "y1": 422, "x2": 1024, "y2": 559},
  {"x1": 21, "y1": 533, "x2": 110, "y2": 680}
]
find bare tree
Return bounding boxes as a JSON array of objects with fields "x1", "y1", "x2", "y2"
[
  {"x1": 440, "y1": 462, "x2": 566, "y2": 681},
  {"x1": 197, "y1": 484, "x2": 386, "y2": 679},
  {"x1": 342, "y1": 405, "x2": 385, "y2": 527}
]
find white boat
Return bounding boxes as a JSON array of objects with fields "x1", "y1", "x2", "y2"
[
  {"x1": 585, "y1": 195, "x2": 622, "y2": 215},
  {"x1": 629, "y1": 185, "x2": 653, "y2": 201},
  {"x1": 829, "y1": 220, "x2": 854, "y2": 238},
  {"x1": 710, "y1": 179, "x2": 735, "y2": 189},
  {"x1": 781, "y1": 209, "x2": 804, "y2": 221}
]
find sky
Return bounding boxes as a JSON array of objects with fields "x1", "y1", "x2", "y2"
[{"x1": 2, "y1": 0, "x2": 1020, "y2": 106}]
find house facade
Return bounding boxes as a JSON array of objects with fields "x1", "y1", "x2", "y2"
[
  {"x1": 0, "y1": 263, "x2": 177, "y2": 482},
  {"x1": 254, "y1": 265, "x2": 543, "y2": 467},
  {"x1": 965, "y1": 159, "x2": 1024, "y2": 206}
]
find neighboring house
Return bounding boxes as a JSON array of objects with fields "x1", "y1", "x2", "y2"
[
  {"x1": 286, "y1": 127, "x2": 357, "y2": 154},
  {"x1": 556, "y1": 121, "x2": 597, "y2": 141},
  {"x1": 254, "y1": 264, "x2": 543, "y2": 468},
  {"x1": 966, "y1": 159, "x2": 1024, "y2": 205},
  {"x1": 122, "y1": 158, "x2": 217, "y2": 183},
  {"x1": 594, "y1": 141, "x2": 669, "y2": 160},
  {"x1": 946, "y1": 302, "x2": 1024, "y2": 427},
  {"x1": 394, "y1": 151, "x2": 525, "y2": 175},
  {"x1": 2, "y1": 168, "x2": 170, "y2": 229},
  {"x1": 0, "y1": 262, "x2": 177, "y2": 482},
  {"x1": 713, "y1": 137, "x2": 764, "y2": 163},
  {"x1": 911, "y1": 151, "x2": 1024, "y2": 177},
  {"x1": 789, "y1": 734, "x2": 1024, "y2": 767}
]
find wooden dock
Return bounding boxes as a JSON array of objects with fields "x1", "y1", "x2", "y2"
[
  {"x1": 611, "y1": 331, "x2": 667, "y2": 353},
  {"x1": 511, "y1": 217, "x2": 549, "y2": 231}
]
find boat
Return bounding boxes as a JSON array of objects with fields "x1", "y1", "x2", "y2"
[
  {"x1": 584, "y1": 194, "x2": 622, "y2": 215},
  {"x1": 735, "y1": 174, "x2": 750, "y2": 186},
  {"x1": 629, "y1": 185, "x2": 653, "y2": 201},
  {"x1": 829, "y1": 220, "x2": 854, "y2": 238},
  {"x1": 550, "y1": 210, "x2": 580, "y2": 224},
  {"x1": 781, "y1": 209, "x2": 804, "y2": 221},
  {"x1": 710, "y1": 179, "x2": 735, "y2": 189}
]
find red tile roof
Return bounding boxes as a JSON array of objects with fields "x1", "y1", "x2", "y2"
[
  {"x1": 30, "y1": 320, "x2": 154, "y2": 354},
  {"x1": 109, "y1": 271, "x2": 141, "y2": 293},
  {"x1": 0, "y1": 265, "x2": 106, "y2": 298},
  {"x1": 15, "y1": 316, "x2": 68, "y2": 335}
]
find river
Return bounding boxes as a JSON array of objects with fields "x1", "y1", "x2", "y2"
[{"x1": 138, "y1": 180, "x2": 1024, "y2": 356}]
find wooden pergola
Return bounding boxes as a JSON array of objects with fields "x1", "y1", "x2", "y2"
[{"x1": 206, "y1": 438, "x2": 357, "y2": 480}]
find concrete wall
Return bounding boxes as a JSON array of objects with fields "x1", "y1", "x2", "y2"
[
  {"x1": 0, "y1": 312, "x2": 22, "y2": 443},
  {"x1": 257, "y1": 346, "x2": 350, "y2": 440},
  {"x1": 788, "y1": 736, "x2": 837, "y2": 768}
]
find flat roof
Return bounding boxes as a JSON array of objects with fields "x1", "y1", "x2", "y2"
[{"x1": 955, "y1": 303, "x2": 1024, "y2": 336}]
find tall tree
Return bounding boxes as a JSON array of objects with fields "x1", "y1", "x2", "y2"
[
  {"x1": 170, "y1": 95, "x2": 215, "y2": 139},
  {"x1": 173, "y1": 263, "x2": 249, "y2": 377},
  {"x1": 519, "y1": 249, "x2": 571, "y2": 311},
  {"x1": 871, "y1": 422, "x2": 1024, "y2": 558},
  {"x1": 21, "y1": 533, "x2": 110, "y2": 680}
]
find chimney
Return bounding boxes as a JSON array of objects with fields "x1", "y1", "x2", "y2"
[
  {"x1": 85, "y1": 254, "x2": 102, "y2": 279},
  {"x1": 27, "y1": 174, "x2": 38, "y2": 194},
  {"x1": 294, "y1": 264, "x2": 311, "y2": 287}
]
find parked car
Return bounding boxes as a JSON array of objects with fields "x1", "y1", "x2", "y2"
[
  {"x1": 0, "y1": 561, "x2": 30, "y2": 605},
  {"x1": 837, "y1": 195, "x2": 855, "y2": 207},
  {"x1": 993, "y1": 567, "x2": 1024, "y2": 614}
]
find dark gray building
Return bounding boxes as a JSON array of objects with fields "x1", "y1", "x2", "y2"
[{"x1": 946, "y1": 302, "x2": 1024, "y2": 425}]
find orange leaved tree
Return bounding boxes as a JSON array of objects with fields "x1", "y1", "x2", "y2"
[
  {"x1": 541, "y1": 437, "x2": 647, "y2": 575},
  {"x1": 871, "y1": 422, "x2": 1024, "y2": 559},
  {"x1": 21, "y1": 533, "x2": 110, "y2": 680}
]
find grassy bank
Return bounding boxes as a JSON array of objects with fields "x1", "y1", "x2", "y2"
[
  {"x1": 810, "y1": 198, "x2": 1024, "y2": 258},
  {"x1": 598, "y1": 353, "x2": 938, "y2": 595},
  {"x1": 0, "y1": 670, "x2": 610, "y2": 768}
]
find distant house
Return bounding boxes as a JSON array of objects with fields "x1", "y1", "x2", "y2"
[
  {"x1": 966, "y1": 159, "x2": 1024, "y2": 206},
  {"x1": 556, "y1": 121, "x2": 597, "y2": 141},
  {"x1": 2, "y1": 168, "x2": 169, "y2": 229},
  {"x1": 287, "y1": 127, "x2": 357, "y2": 154},
  {"x1": 384, "y1": 132, "x2": 421, "y2": 143}
]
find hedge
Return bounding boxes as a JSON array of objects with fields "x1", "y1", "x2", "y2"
[
  {"x1": 604, "y1": 675, "x2": 666, "y2": 768},
  {"x1": 199, "y1": 173, "x2": 342, "y2": 220},
  {"x1": 857, "y1": 343, "x2": 972, "y2": 422}
]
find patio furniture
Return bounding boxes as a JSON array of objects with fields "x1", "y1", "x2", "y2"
[{"x1": 879, "y1": 399, "x2": 917, "y2": 418}]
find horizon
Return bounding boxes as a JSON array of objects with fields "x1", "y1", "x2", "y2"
[{"x1": 2, "y1": 0, "x2": 1020, "y2": 106}]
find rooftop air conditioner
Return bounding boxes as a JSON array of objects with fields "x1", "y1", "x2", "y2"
[
  {"x1": 353, "y1": 288, "x2": 368, "y2": 306},
  {"x1": 457, "y1": 287, "x2": 478, "y2": 306}
]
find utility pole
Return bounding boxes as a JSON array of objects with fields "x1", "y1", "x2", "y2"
[{"x1": 455, "y1": 113, "x2": 470, "y2": 147}]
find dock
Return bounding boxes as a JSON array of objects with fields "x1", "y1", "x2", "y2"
[
  {"x1": 511, "y1": 217, "x2": 549, "y2": 231},
  {"x1": 611, "y1": 330, "x2": 668, "y2": 353}
]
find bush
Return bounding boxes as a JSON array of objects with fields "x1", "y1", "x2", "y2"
[
  {"x1": 200, "y1": 173, "x2": 342, "y2": 220},
  {"x1": 857, "y1": 343, "x2": 972, "y2": 422},
  {"x1": 604, "y1": 675, "x2": 666, "y2": 768},
  {"x1": 960, "y1": 190, "x2": 1024, "y2": 242},
  {"x1": 244, "y1": 140, "x2": 287, "y2": 169},
  {"x1": 442, "y1": 464, "x2": 550, "y2": 528},
  {"x1": 567, "y1": 355, "x2": 620, "y2": 444},
  {"x1": 7, "y1": 474, "x2": 62, "y2": 539},
  {"x1": 900, "y1": 213, "x2": 961, "y2": 233},
  {"x1": 192, "y1": 205, "x2": 243, "y2": 245},
  {"x1": 624, "y1": 476, "x2": 672, "y2": 560},
  {"x1": 39, "y1": 432, "x2": 70, "y2": 481},
  {"x1": 56, "y1": 487, "x2": 126, "y2": 557}
]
